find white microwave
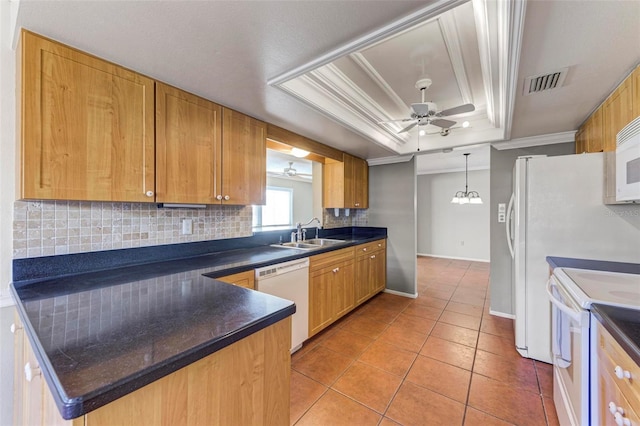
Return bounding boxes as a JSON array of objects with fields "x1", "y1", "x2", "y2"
[{"x1": 616, "y1": 116, "x2": 640, "y2": 202}]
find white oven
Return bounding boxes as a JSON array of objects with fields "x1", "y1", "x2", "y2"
[
  {"x1": 547, "y1": 275, "x2": 590, "y2": 426},
  {"x1": 548, "y1": 267, "x2": 640, "y2": 426},
  {"x1": 616, "y1": 116, "x2": 640, "y2": 202}
]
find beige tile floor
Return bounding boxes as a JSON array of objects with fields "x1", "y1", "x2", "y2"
[{"x1": 290, "y1": 256, "x2": 559, "y2": 426}]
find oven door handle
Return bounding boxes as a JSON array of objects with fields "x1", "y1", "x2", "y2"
[{"x1": 546, "y1": 277, "x2": 583, "y2": 324}]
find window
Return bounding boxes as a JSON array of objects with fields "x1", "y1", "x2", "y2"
[{"x1": 253, "y1": 187, "x2": 293, "y2": 230}]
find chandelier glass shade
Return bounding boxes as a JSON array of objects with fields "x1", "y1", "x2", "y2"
[{"x1": 451, "y1": 153, "x2": 483, "y2": 204}]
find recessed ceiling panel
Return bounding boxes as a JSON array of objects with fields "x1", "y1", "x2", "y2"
[{"x1": 359, "y1": 18, "x2": 461, "y2": 112}]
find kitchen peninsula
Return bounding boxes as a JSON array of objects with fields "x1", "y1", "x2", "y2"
[{"x1": 11, "y1": 227, "x2": 387, "y2": 424}]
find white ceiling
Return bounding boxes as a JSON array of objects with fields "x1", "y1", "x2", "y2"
[{"x1": 12, "y1": 0, "x2": 640, "y2": 170}]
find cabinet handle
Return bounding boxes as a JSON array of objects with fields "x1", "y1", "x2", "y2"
[
  {"x1": 332, "y1": 268, "x2": 339, "y2": 273},
  {"x1": 216, "y1": 195, "x2": 223, "y2": 201},
  {"x1": 614, "y1": 365, "x2": 632, "y2": 380},
  {"x1": 224, "y1": 195, "x2": 230, "y2": 201},
  {"x1": 10, "y1": 323, "x2": 22, "y2": 334},
  {"x1": 362, "y1": 248, "x2": 367, "y2": 252},
  {"x1": 370, "y1": 255, "x2": 376, "y2": 259},
  {"x1": 24, "y1": 362, "x2": 41, "y2": 382},
  {"x1": 378, "y1": 243, "x2": 382, "y2": 247},
  {"x1": 614, "y1": 412, "x2": 630, "y2": 426},
  {"x1": 145, "y1": 190, "x2": 154, "y2": 197},
  {"x1": 355, "y1": 203, "x2": 360, "y2": 207}
]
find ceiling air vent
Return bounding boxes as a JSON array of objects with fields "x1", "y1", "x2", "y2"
[{"x1": 523, "y1": 68, "x2": 568, "y2": 95}]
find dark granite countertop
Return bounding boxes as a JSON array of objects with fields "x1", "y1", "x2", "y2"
[
  {"x1": 11, "y1": 226, "x2": 387, "y2": 419},
  {"x1": 591, "y1": 304, "x2": 640, "y2": 366}
]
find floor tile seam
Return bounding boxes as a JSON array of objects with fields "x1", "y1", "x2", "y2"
[
  {"x1": 378, "y1": 348, "x2": 424, "y2": 421},
  {"x1": 328, "y1": 381, "x2": 398, "y2": 417},
  {"x1": 416, "y1": 351, "x2": 474, "y2": 372},
  {"x1": 540, "y1": 394, "x2": 556, "y2": 426},
  {"x1": 468, "y1": 369, "x2": 543, "y2": 396},
  {"x1": 291, "y1": 385, "x2": 331, "y2": 426},
  {"x1": 401, "y1": 374, "x2": 469, "y2": 406},
  {"x1": 465, "y1": 374, "x2": 528, "y2": 426}
]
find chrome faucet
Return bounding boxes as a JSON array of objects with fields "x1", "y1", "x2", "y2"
[{"x1": 296, "y1": 217, "x2": 321, "y2": 242}]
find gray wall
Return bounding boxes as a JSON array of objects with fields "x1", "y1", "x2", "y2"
[
  {"x1": 417, "y1": 170, "x2": 490, "y2": 261},
  {"x1": 368, "y1": 159, "x2": 417, "y2": 296},
  {"x1": 489, "y1": 143, "x2": 574, "y2": 315},
  {"x1": 266, "y1": 176, "x2": 313, "y2": 226}
]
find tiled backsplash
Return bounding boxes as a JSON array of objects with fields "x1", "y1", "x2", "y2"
[
  {"x1": 13, "y1": 201, "x2": 253, "y2": 259},
  {"x1": 13, "y1": 201, "x2": 369, "y2": 259}
]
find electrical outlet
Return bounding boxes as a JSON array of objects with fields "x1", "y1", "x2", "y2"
[{"x1": 182, "y1": 219, "x2": 193, "y2": 235}]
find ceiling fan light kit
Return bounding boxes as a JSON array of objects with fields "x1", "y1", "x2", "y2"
[
  {"x1": 382, "y1": 77, "x2": 475, "y2": 137},
  {"x1": 290, "y1": 148, "x2": 309, "y2": 158},
  {"x1": 451, "y1": 153, "x2": 483, "y2": 205}
]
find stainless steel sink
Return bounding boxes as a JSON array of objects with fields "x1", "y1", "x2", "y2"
[
  {"x1": 269, "y1": 238, "x2": 346, "y2": 251},
  {"x1": 270, "y1": 242, "x2": 322, "y2": 250},
  {"x1": 302, "y1": 238, "x2": 346, "y2": 246}
]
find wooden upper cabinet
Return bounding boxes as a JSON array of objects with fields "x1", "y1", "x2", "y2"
[
  {"x1": 20, "y1": 30, "x2": 155, "y2": 202},
  {"x1": 603, "y1": 76, "x2": 634, "y2": 152},
  {"x1": 323, "y1": 153, "x2": 369, "y2": 209},
  {"x1": 574, "y1": 127, "x2": 587, "y2": 154},
  {"x1": 221, "y1": 108, "x2": 266, "y2": 205},
  {"x1": 155, "y1": 83, "x2": 222, "y2": 204},
  {"x1": 587, "y1": 107, "x2": 604, "y2": 152},
  {"x1": 633, "y1": 65, "x2": 640, "y2": 118}
]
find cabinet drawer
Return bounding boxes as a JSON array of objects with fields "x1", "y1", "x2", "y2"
[
  {"x1": 217, "y1": 270, "x2": 255, "y2": 289},
  {"x1": 355, "y1": 239, "x2": 386, "y2": 257},
  {"x1": 598, "y1": 351, "x2": 640, "y2": 426},
  {"x1": 598, "y1": 322, "x2": 640, "y2": 415},
  {"x1": 310, "y1": 247, "x2": 355, "y2": 272}
]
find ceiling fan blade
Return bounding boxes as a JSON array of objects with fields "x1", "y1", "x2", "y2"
[
  {"x1": 411, "y1": 103, "x2": 431, "y2": 116},
  {"x1": 430, "y1": 118, "x2": 456, "y2": 128},
  {"x1": 399, "y1": 121, "x2": 418, "y2": 133},
  {"x1": 378, "y1": 118, "x2": 414, "y2": 124},
  {"x1": 439, "y1": 103, "x2": 475, "y2": 116}
]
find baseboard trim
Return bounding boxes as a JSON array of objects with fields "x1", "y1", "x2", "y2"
[
  {"x1": 417, "y1": 253, "x2": 490, "y2": 263},
  {"x1": 383, "y1": 289, "x2": 417, "y2": 299},
  {"x1": 489, "y1": 309, "x2": 515, "y2": 319}
]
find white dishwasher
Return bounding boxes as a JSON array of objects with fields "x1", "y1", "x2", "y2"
[{"x1": 255, "y1": 258, "x2": 309, "y2": 353}]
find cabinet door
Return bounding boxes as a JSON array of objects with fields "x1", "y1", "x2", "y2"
[
  {"x1": 603, "y1": 77, "x2": 633, "y2": 152},
  {"x1": 371, "y1": 249, "x2": 387, "y2": 293},
  {"x1": 354, "y1": 254, "x2": 371, "y2": 306},
  {"x1": 309, "y1": 268, "x2": 334, "y2": 336},
  {"x1": 333, "y1": 261, "x2": 354, "y2": 319},
  {"x1": 634, "y1": 66, "x2": 640, "y2": 118},
  {"x1": 323, "y1": 159, "x2": 346, "y2": 208},
  {"x1": 588, "y1": 108, "x2": 604, "y2": 153},
  {"x1": 352, "y1": 156, "x2": 369, "y2": 208},
  {"x1": 217, "y1": 270, "x2": 255, "y2": 289},
  {"x1": 12, "y1": 312, "x2": 25, "y2": 426},
  {"x1": 20, "y1": 30, "x2": 155, "y2": 202},
  {"x1": 155, "y1": 83, "x2": 222, "y2": 204},
  {"x1": 221, "y1": 108, "x2": 266, "y2": 205}
]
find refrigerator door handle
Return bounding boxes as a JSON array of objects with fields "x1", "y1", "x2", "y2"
[{"x1": 505, "y1": 193, "x2": 515, "y2": 259}]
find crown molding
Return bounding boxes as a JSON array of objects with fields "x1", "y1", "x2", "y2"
[
  {"x1": 367, "y1": 155, "x2": 415, "y2": 166},
  {"x1": 438, "y1": 13, "x2": 473, "y2": 105},
  {"x1": 348, "y1": 52, "x2": 408, "y2": 113},
  {"x1": 491, "y1": 131, "x2": 576, "y2": 150}
]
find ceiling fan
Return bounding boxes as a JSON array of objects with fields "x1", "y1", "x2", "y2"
[
  {"x1": 380, "y1": 78, "x2": 475, "y2": 134},
  {"x1": 282, "y1": 162, "x2": 312, "y2": 178}
]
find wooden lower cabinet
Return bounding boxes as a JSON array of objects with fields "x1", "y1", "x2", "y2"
[
  {"x1": 595, "y1": 321, "x2": 640, "y2": 426},
  {"x1": 354, "y1": 240, "x2": 387, "y2": 306},
  {"x1": 13, "y1": 310, "x2": 291, "y2": 426},
  {"x1": 308, "y1": 240, "x2": 387, "y2": 337},
  {"x1": 308, "y1": 247, "x2": 355, "y2": 337},
  {"x1": 217, "y1": 270, "x2": 255, "y2": 289}
]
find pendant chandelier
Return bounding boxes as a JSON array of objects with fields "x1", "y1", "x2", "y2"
[{"x1": 451, "y1": 153, "x2": 483, "y2": 204}]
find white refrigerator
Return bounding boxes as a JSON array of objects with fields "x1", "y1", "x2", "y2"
[{"x1": 506, "y1": 153, "x2": 640, "y2": 363}]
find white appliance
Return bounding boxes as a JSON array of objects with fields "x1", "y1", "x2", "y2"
[
  {"x1": 616, "y1": 115, "x2": 640, "y2": 202},
  {"x1": 255, "y1": 258, "x2": 309, "y2": 353},
  {"x1": 548, "y1": 267, "x2": 640, "y2": 426},
  {"x1": 505, "y1": 153, "x2": 640, "y2": 363}
]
